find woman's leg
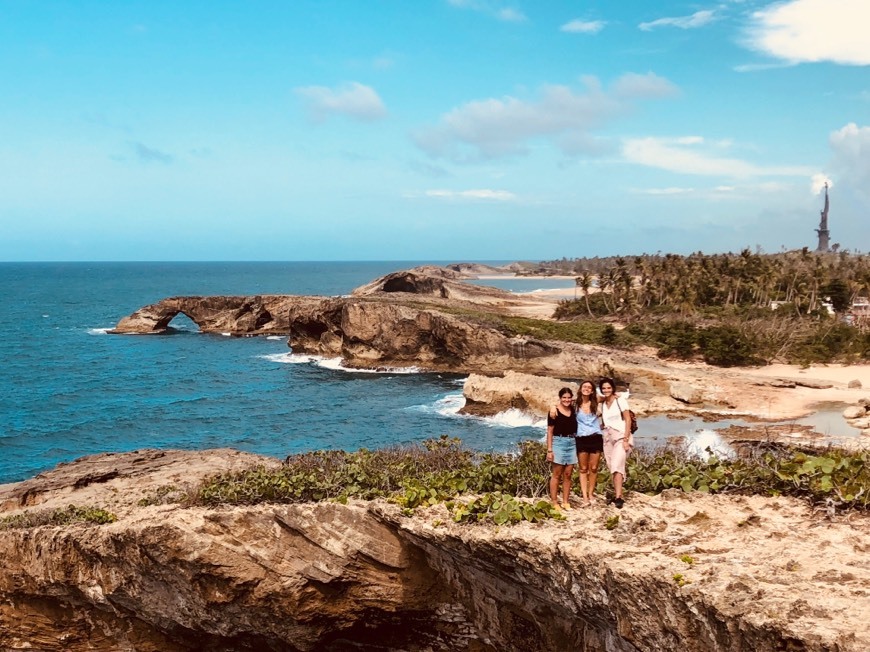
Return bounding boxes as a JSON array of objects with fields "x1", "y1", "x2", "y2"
[
  {"x1": 549, "y1": 463, "x2": 565, "y2": 507},
  {"x1": 609, "y1": 439, "x2": 627, "y2": 500},
  {"x1": 587, "y1": 451, "x2": 601, "y2": 501},
  {"x1": 577, "y1": 452, "x2": 590, "y2": 502},
  {"x1": 562, "y1": 464, "x2": 574, "y2": 506}
]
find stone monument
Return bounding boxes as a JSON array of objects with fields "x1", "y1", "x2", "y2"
[{"x1": 815, "y1": 183, "x2": 830, "y2": 253}]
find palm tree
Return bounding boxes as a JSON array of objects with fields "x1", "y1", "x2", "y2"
[{"x1": 578, "y1": 271, "x2": 594, "y2": 316}]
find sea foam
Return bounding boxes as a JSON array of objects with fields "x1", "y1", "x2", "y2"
[
  {"x1": 410, "y1": 393, "x2": 546, "y2": 429},
  {"x1": 258, "y1": 352, "x2": 420, "y2": 374}
]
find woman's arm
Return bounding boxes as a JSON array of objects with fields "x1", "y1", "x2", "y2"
[{"x1": 546, "y1": 408, "x2": 556, "y2": 461}]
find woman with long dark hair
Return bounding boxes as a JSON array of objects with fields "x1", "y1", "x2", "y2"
[
  {"x1": 599, "y1": 377, "x2": 633, "y2": 509},
  {"x1": 574, "y1": 380, "x2": 603, "y2": 507},
  {"x1": 546, "y1": 387, "x2": 578, "y2": 510}
]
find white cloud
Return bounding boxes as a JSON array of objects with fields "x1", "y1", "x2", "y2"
[
  {"x1": 610, "y1": 72, "x2": 679, "y2": 99},
  {"x1": 622, "y1": 136, "x2": 814, "y2": 178},
  {"x1": 632, "y1": 187, "x2": 695, "y2": 195},
  {"x1": 422, "y1": 189, "x2": 517, "y2": 201},
  {"x1": 295, "y1": 82, "x2": 387, "y2": 123},
  {"x1": 744, "y1": 0, "x2": 870, "y2": 65},
  {"x1": 447, "y1": 0, "x2": 526, "y2": 22},
  {"x1": 414, "y1": 73, "x2": 678, "y2": 161},
  {"x1": 639, "y1": 10, "x2": 716, "y2": 31},
  {"x1": 811, "y1": 173, "x2": 833, "y2": 195},
  {"x1": 829, "y1": 123, "x2": 870, "y2": 201},
  {"x1": 497, "y1": 8, "x2": 526, "y2": 22},
  {"x1": 560, "y1": 19, "x2": 605, "y2": 34},
  {"x1": 130, "y1": 141, "x2": 173, "y2": 164}
]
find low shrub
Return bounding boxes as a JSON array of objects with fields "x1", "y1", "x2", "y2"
[
  {"x1": 0, "y1": 505, "x2": 117, "y2": 530},
  {"x1": 188, "y1": 438, "x2": 870, "y2": 522}
]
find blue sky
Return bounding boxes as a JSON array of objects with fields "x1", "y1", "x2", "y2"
[{"x1": 1, "y1": 0, "x2": 868, "y2": 261}]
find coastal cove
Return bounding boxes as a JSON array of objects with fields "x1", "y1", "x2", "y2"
[
  {"x1": 1, "y1": 261, "x2": 567, "y2": 484},
  {"x1": 5, "y1": 261, "x2": 868, "y2": 484}
]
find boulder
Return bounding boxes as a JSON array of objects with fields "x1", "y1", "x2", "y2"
[
  {"x1": 848, "y1": 379, "x2": 862, "y2": 389},
  {"x1": 669, "y1": 381, "x2": 704, "y2": 404},
  {"x1": 794, "y1": 379, "x2": 834, "y2": 390},
  {"x1": 768, "y1": 378, "x2": 797, "y2": 389},
  {"x1": 843, "y1": 406, "x2": 867, "y2": 420}
]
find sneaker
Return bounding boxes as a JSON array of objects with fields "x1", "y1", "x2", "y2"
[
  {"x1": 561, "y1": 502, "x2": 573, "y2": 511},
  {"x1": 614, "y1": 498, "x2": 624, "y2": 509}
]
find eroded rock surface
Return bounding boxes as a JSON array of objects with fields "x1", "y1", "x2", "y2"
[
  {"x1": 1, "y1": 450, "x2": 868, "y2": 651},
  {"x1": 108, "y1": 267, "x2": 870, "y2": 422}
]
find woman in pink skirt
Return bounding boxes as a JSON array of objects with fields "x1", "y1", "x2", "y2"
[{"x1": 599, "y1": 377, "x2": 633, "y2": 509}]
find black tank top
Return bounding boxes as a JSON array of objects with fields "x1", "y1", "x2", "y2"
[{"x1": 548, "y1": 406, "x2": 577, "y2": 436}]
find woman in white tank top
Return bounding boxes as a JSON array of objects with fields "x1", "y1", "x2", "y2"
[{"x1": 599, "y1": 377, "x2": 633, "y2": 509}]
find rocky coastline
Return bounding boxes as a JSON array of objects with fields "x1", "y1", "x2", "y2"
[
  {"x1": 5, "y1": 266, "x2": 870, "y2": 650},
  {"x1": 110, "y1": 266, "x2": 870, "y2": 430},
  {"x1": 2, "y1": 449, "x2": 868, "y2": 651}
]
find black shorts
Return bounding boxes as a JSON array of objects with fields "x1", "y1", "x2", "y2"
[{"x1": 575, "y1": 434, "x2": 603, "y2": 454}]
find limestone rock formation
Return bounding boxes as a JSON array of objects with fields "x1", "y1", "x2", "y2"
[
  {"x1": 351, "y1": 266, "x2": 515, "y2": 306},
  {"x1": 1, "y1": 450, "x2": 868, "y2": 651},
  {"x1": 110, "y1": 295, "x2": 301, "y2": 335},
  {"x1": 107, "y1": 267, "x2": 870, "y2": 422},
  {"x1": 668, "y1": 381, "x2": 704, "y2": 405}
]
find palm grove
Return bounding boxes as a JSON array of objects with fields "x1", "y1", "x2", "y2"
[{"x1": 545, "y1": 249, "x2": 870, "y2": 367}]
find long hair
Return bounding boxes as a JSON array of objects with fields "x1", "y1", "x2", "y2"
[{"x1": 576, "y1": 379, "x2": 598, "y2": 414}]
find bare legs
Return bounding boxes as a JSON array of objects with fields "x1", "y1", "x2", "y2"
[
  {"x1": 577, "y1": 451, "x2": 601, "y2": 505},
  {"x1": 549, "y1": 463, "x2": 574, "y2": 508}
]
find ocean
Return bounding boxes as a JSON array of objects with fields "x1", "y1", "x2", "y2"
[{"x1": 0, "y1": 261, "x2": 554, "y2": 484}]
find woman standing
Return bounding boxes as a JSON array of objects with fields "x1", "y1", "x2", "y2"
[
  {"x1": 574, "y1": 380, "x2": 603, "y2": 507},
  {"x1": 546, "y1": 387, "x2": 578, "y2": 510},
  {"x1": 599, "y1": 377, "x2": 633, "y2": 509}
]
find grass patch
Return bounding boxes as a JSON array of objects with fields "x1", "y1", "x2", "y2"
[{"x1": 0, "y1": 505, "x2": 117, "y2": 530}]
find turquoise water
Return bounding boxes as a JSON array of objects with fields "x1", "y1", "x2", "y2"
[{"x1": 0, "y1": 262, "x2": 542, "y2": 483}]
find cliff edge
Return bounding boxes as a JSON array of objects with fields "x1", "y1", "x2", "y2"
[{"x1": 1, "y1": 450, "x2": 867, "y2": 651}]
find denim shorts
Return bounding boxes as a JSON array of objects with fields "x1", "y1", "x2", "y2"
[{"x1": 551, "y1": 436, "x2": 578, "y2": 466}]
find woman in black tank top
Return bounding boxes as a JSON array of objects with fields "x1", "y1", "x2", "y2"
[{"x1": 546, "y1": 387, "x2": 578, "y2": 510}]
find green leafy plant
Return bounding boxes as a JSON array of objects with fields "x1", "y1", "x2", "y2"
[
  {"x1": 0, "y1": 504, "x2": 117, "y2": 530},
  {"x1": 604, "y1": 515, "x2": 620, "y2": 530},
  {"x1": 451, "y1": 493, "x2": 563, "y2": 525},
  {"x1": 673, "y1": 573, "x2": 690, "y2": 587}
]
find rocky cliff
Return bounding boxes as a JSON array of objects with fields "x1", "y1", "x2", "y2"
[
  {"x1": 108, "y1": 267, "x2": 870, "y2": 421},
  {"x1": 1, "y1": 450, "x2": 867, "y2": 651}
]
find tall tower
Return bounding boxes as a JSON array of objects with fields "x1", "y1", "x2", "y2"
[{"x1": 815, "y1": 183, "x2": 830, "y2": 253}]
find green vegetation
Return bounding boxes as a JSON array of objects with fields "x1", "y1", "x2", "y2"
[
  {"x1": 680, "y1": 555, "x2": 695, "y2": 566},
  {"x1": 192, "y1": 436, "x2": 558, "y2": 526},
  {"x1": 626, "y1": 446, "x2": 870, "y2": 509},
  {"x1": 673, "y1": 573, "x2": 690, "y2": 587},
  {"x1": 604, "y1": 515, "x2": 620, "y2": 530},
  {"x1": 186, "y1": 438, "x2": 870, "y2": 525},
  {"x1": 448, "y1": 493, "x2": 562, "y2": 525},
  {"x1": 137, "y1": 484, "x2": 182, "y2": 507},
  {"x1": 0, "y1": 504, "x2": 117, "y2": 530},
  {"x1": 549, "y1": 249, "x2": 870, "y2": 365}
]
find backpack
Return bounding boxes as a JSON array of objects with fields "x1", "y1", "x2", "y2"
[{"x1": 615, "y1": 397, "x2": 639, "y2": 434}]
